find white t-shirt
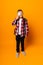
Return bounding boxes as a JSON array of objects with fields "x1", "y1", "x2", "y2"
[{"x1": 18, "y1": 18, "x2": 22, "y2": 35}]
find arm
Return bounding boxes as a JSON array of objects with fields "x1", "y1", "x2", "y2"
[
  {"x1": 25, "y1": 19, "x2": 29, "y2": 36},
  {"x1": 12, "y1": 18, "x2": 17, "y2": 25}
]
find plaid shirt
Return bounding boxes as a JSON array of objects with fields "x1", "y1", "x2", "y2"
[{"x1": 12, "y1": 17, "x2": 29, "y2": 37}]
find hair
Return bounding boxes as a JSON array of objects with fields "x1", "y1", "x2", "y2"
[{"x1": 17, "y1": 9, "x2": 23, "y2": 13}]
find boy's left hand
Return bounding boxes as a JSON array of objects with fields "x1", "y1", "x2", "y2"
[{"x1": 25, "y1": 34, "x2": 28, "y2": 38}]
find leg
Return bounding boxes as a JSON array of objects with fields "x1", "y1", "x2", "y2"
[
  {"x1": 21, "y1": 36, "x2": 26, "y2": 55},
  {"x1": 21, "y1": 36, "x2": 25, "y2": 51},
  {"x1": 16, "y1": 35, "x2": 20, "y2": 53}
]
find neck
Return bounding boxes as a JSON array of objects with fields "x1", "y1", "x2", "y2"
[{"x1": 20, "y1": 16, "x2": 23, "y2": 18}]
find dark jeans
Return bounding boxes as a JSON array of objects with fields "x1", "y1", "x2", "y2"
[{"x1": 16, "y1": 35, "x2": 25, "y2": 52}]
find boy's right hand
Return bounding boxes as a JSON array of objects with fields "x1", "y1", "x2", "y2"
[{"x1": 16, "y1": 16, "x2": 19, "y2": 20}]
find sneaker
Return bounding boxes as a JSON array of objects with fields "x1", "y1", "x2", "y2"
[
  {"x1": 16, "y1": 52, "x2": 19, "y2": 58},
  {"x1": 21, "y1": 51, "x2": 26, "y2": 56}
]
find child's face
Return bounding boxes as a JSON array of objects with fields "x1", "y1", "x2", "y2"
[{"x1": 17, "y1": 11, "x2": 23, "y2": 18}]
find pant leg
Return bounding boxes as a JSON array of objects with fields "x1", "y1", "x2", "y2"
[
  {"x1": 21, "y1": 36, "x2": 25, "y2": 51},
  {"x1": 16, "y1": 35, "x2": 20, "y2": 52}
]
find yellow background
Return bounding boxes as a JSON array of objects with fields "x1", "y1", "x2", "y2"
[{"x1": 0, "y1": 0, "x2": 43, "y2": 65}]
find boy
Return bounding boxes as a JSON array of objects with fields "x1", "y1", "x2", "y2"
[{"x1": 12, "y1": 9, "x2": 29, "y2": 57}]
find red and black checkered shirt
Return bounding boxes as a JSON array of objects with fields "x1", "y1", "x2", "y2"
[{"x1": 12, "y1": 17, "x2": 29, "y2": 37}]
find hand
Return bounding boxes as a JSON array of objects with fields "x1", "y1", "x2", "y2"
[
  {"x1": 16, "y1": 16, "x2": 19, "y2": 20},
  {"x1": 25, "y1": 34, "x2": 28, "y2": 38}
]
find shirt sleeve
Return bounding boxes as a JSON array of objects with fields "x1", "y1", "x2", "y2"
[
  {"x1": 25, "y1": 18, "x2": 29, "y2": 36},
  {"x1": 12, "y1": 18, "x2": 17, "y2": 25}
]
